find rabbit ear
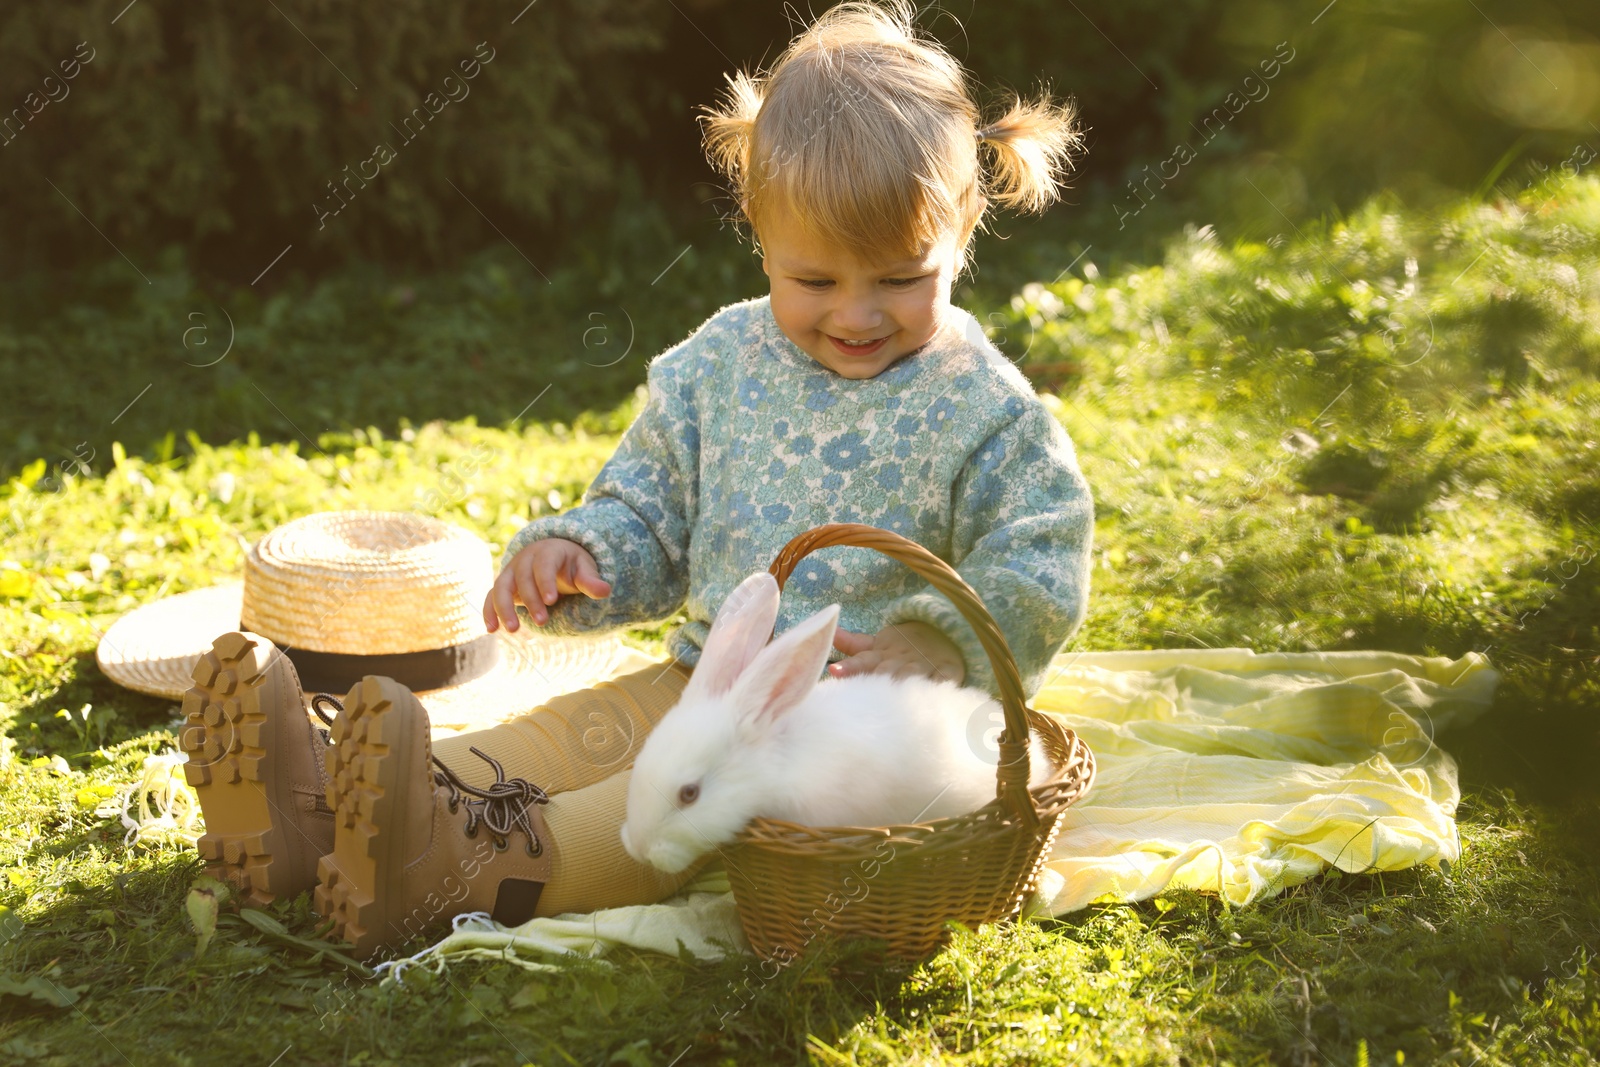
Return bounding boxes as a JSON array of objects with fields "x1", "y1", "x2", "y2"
[
  {"x1": 685, "y1": 572, "x2": 781, "y2": 699},
  {"x1": 731, "y1": 602, "x2": 840, "y2": 734}
]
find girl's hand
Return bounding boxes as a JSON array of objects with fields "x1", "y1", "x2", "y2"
[
  {"x1": 484, "y1": 537, "x2": 612, "y2": 632},
  {"x1": 828, "y1": 621, "x2": 966, "y2": 685}
]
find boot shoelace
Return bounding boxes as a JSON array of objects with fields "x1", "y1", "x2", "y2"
[
  {"x1": 433, "y1": 747, "x2": 551, "y2": 856},
  {"x1": 310, "y1": 693, "x2": 550, "y2": 856},
  {"x1": 310, "y1": 693, "x2": 340, "y2": 744}
]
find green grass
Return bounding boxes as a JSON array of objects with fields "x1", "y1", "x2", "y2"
[{"x1": 2, "y1": 174, "x2": 1599, "y2": 1064}]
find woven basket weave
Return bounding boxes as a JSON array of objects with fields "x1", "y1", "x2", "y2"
[{"x1": 720, "y1": 523, "x2": 1096, "y2": 961}]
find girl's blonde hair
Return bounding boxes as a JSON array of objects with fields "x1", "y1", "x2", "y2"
[{"x1": 700, "y1": 0, "x2": 1083, "y2": 270}]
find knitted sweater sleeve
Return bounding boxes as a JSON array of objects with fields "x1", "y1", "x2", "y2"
[
  {"x1": 498, "y1": 354, "x2": 699, "y2": 634},
  {"x1": 880, "y1": 401, "x2": 1094, "y2": 700}
]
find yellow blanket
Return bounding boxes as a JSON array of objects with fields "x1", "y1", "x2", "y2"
[{"x1": 375, "y1": 646, "x2": 1498, "y2": 978}]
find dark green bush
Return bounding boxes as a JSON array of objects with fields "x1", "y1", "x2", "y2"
[
  {"x1": 0, "y1": 0, "x2": 668, "y2": 278},
  {"x1": 3, "y1": 0, "x2": 1597, "y2": 282}
]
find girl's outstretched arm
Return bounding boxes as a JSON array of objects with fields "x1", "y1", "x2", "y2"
[
  {"x1": 879, "y1": 400, "x2": 1094, "y2": 700},
  {"x1": 496, "y1": 352, "x2": 702, "y2": 635}
]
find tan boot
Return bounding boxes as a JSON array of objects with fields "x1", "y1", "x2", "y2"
[
  {"x1": 314, "y1": 676, "x2": 554, "y2": 959},
  {"x1": 179, "y1": 631, "x2": 335, "y2": 905}
]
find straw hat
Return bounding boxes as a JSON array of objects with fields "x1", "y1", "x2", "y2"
[{"x1": 96, "y1": 511, "x2": 646, "y2": 734}]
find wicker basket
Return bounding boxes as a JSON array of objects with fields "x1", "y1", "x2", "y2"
[{"x1": 720, "y1": 523, "x2": 1096, "y2": 961}]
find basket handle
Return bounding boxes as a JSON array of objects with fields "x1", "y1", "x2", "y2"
[{"x1": 766, "y1": 523, "x2": 1040, "y2": 827}]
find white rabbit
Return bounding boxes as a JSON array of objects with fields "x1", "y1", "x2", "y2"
[{"x1": 621, "y1": 571, "x2": 1053, "y2": 874}]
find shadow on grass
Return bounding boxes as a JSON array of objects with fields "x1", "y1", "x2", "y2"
[
  {"x1": 2, "y1": 855, "x2": 895, "y2": 1066},
  {"x1": 1365, "y1": 540, "x2": 1600, "y2": 803},
  {"x1": 0, "y1": 240, "x2": 769, "y2": 484}
]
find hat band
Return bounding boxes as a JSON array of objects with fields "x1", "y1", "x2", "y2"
[{"x1": 276, "y1": 633, "x2": 502, "y2": 694}]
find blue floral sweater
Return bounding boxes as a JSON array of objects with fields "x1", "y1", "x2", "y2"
[{"x1": 502, "y1": 295, "x2": 1094, "y2": 699}]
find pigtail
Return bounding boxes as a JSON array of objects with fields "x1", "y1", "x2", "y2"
[
  {"x1": 699, "y1": 70, "x2": 766, "y2": 204},
  {"x1": 977, "y1": 92, "x2": 1085, "y2": 214}
]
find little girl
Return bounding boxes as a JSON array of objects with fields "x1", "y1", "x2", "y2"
[
  {"x1": 485, "y1": 3, "x2": 1091, "y2": 699},
  {"x1": 226, "y1": 0, "x2": 1094, "y2": 957}
]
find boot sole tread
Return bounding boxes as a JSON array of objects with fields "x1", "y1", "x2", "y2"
[
  {"x1": 315, "y1": 676, "x2": 412, "y2": 959},
  {"x1": 179, "y1": 633, "x2": 285, "y2": 905}
]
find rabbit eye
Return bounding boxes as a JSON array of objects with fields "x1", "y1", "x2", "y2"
[{"x1": 677, "y1": 782, "x2": 701, "y2": 806}]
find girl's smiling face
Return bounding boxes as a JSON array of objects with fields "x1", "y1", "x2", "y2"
[{"x1": 760, "y1": 207, "x2": 960, "y2": 380}]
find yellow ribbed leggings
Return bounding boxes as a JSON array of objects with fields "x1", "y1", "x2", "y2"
[{"x1": 430, "y1": 660, "x2": 698, "y2": 918}]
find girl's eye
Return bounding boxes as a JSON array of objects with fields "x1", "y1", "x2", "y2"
[
  {"x1": 884, "y1": 276, "x2": 925, "y2": 288},
  {"x1": 678, "y1": 782, "x2": 701, "y2": 805},
  {"x1": 797, "y1": 279, "x2": 832, "y2": 290}
]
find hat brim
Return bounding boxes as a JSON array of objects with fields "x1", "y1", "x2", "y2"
[{"x1": 95, "y1": 582, "x2": 657, "y2": 734}]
